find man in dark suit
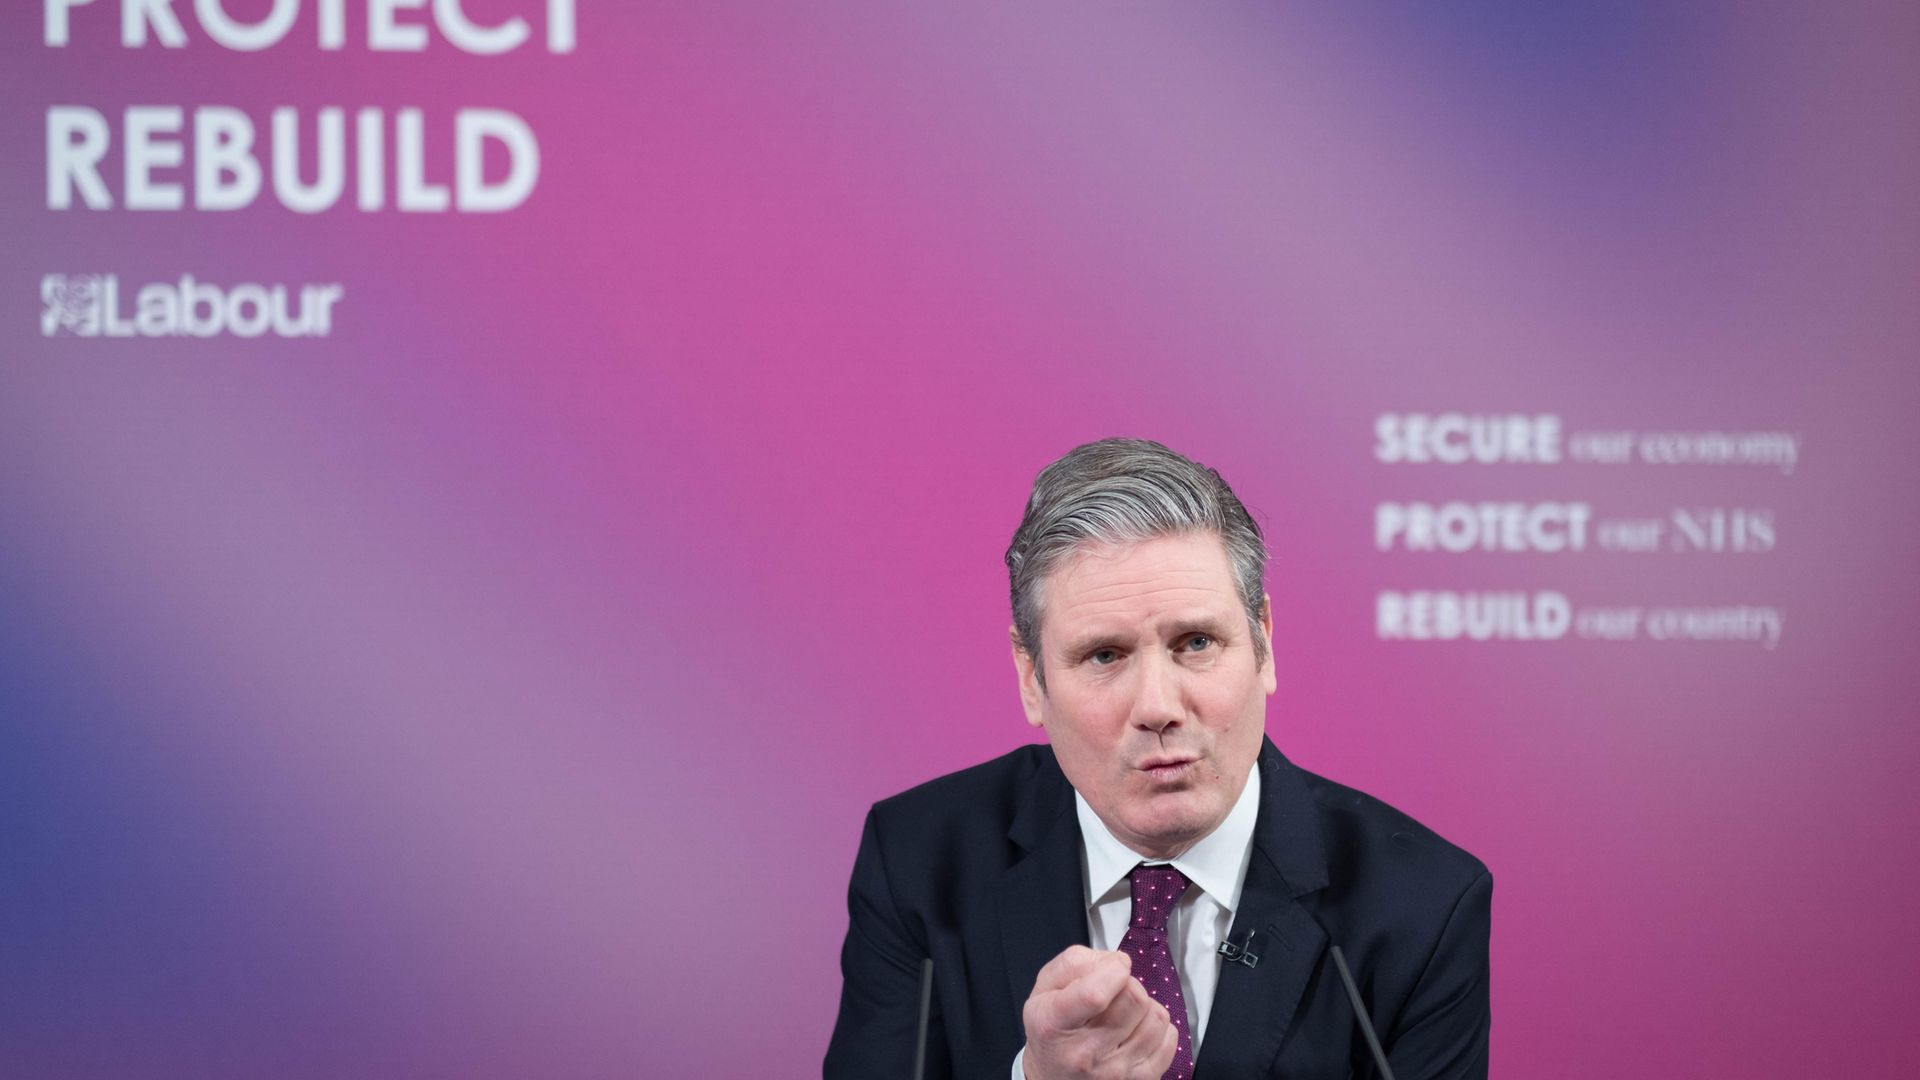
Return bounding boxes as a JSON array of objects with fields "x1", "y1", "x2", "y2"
[{"x1": 825, "y1": 439, "x2": 1490, "y2": 1079}]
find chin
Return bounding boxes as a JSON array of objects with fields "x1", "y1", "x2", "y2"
[{"x1": 1123, "y1": 796, "x2": 1219, "y2": 847}]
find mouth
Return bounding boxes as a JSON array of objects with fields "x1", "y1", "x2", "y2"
[{"x1": 1137, "y1": 756, "x2": 1197, "y2": 783}]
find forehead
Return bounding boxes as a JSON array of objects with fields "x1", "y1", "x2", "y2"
[{"x1": 1039, "y1": 532, "x2": 1240, "y2": 633}]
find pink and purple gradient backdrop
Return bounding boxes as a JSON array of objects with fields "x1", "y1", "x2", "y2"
[{"x1": 3, "y1": 2, "x2": 1918, "y2": 1076}]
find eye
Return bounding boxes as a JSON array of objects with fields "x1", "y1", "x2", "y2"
[
  {"x1": 1181, "y1": 634, "x2": 1214, "y2": 652},
  {"x1": 1088, "y1": 648, "x2": 1120, "y2": 666}
]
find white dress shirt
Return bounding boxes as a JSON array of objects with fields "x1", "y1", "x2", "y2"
[{"x1": 1012, "y1": 766, "x2": 1261, "y2": 1078}]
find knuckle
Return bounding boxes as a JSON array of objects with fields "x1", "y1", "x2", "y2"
[{"x1": 1024, "y1": 1003, "x2": 1065, "y2": 1042}]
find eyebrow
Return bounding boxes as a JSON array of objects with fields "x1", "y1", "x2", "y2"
[{"x1": 1057, "y1": 616, "x2": 1236, "y2": 658}]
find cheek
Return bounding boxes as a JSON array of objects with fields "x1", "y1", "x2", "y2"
[
  {"x1": 1046, "y1": 694, "x2": 1126, "y2": 756},
  {"x1": 1196, "y1": 683, "x2": 1246, "y2": 720},
  {"x1": 1199, "y1": 677, "x2": 1265, "y2": 735}
]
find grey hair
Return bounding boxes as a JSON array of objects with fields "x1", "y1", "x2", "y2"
[{"x1": 1005, "y1": 438, "x2": 1269, "y2": 688}]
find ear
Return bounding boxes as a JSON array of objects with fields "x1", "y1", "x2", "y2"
[
  {"x1": 1010, "y1": 625, "x2": 1046, "y2": 728},
  {"x1": 1258, "y1": 594, "x2": 1277, "y2": 696}
]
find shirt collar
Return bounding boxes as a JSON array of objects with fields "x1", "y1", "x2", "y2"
[{"x1": 1075, "y1": 764, "x2": 1262, "y2": 915}]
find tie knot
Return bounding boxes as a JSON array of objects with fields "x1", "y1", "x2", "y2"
[{"x1": 1128, "y1": 864, "x2": 1190, "y2": 929}]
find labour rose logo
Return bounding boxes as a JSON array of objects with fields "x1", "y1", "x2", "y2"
[{"x1": 41, "y1": 274, "x2": 105, "y2": 336}]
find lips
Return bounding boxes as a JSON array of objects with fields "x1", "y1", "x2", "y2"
[{"x1": 1137, "y1": 756, "x2": 1197, "y2": 782}]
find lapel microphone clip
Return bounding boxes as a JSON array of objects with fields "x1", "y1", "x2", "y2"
[{"x1": 1216, "y1": 929, "x2": 1260, "y2": 969}]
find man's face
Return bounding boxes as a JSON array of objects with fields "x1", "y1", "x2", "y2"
[{"x1": 1013, "y1": 532, "x2": 1276, "y2": 860}]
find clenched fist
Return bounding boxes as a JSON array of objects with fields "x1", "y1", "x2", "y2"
[{"x1": 1021, "y1": 945, "x2": 1179, "y2": 1080}]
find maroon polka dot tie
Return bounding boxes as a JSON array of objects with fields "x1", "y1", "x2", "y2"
[{"x1": 1121, "y1": 864, "x2": 1195, "y2": 1080}]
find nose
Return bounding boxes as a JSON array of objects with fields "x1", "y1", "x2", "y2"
[{"x1": 1129, "y1": 650, "x2": 1184, "y2": 733}]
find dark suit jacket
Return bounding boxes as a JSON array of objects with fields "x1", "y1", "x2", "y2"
[{"x1": 824, "y1": 738, "x2": 1490, "y2": 1078}]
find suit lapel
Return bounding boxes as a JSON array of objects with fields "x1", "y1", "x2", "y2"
[
  {"x1": 1193, "y1": 740, "x2": 1330, "y2": 1079},
  {"x1": 995, "y1": 753, "x2": 1090, "y2": 1011}
]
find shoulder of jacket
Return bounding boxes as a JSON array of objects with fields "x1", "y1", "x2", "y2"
[{"x1": 1294, "y1": 763, "x2": 1490, "y2": 890}]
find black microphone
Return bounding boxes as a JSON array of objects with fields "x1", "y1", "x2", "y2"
[
  {"x1": 911, "y1": 957, "x2": 934, "y2": 1080},
  {"x1": 1216, "y1": 928, "x2": 1260, "y2": 968},
  {"x1": 1329, "y1": 945, "x2": 1395, "y2": 1080}
]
